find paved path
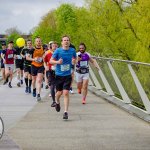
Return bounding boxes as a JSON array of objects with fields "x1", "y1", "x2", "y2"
[
  {"x1": 1, "y1": 83, "x2": 150, "y2": 150},
  {"x1": 0, "y1": 76, "x2": 48, "y2": 149}
]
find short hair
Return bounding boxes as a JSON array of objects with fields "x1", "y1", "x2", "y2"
[
  {"x1": 79, "y1": 42, "x2": 86, "y2": 50},
  {"x1": 61, "y1": 35, "x2": 70, "y2": 41},
  {"x1": 27, "y1": 39, "x2": 32, "y2": 42}
]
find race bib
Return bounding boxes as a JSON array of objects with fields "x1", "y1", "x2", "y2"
[
  {"x1": 8, "y1": 54, "x2": 13, "y2": 59},
  {"x1": 80, "y1": 61, "x2": 88, "y2": 67},
  {"x1": 61, "y1": 64, "x2": 70, "y2": 71},
  {"x1": 36, "y1": 57, "x2": 43, "y2": 63},
  {"x1": 17, "y1": 55, "x2": 22, "y2": 59},
  {"x1": 51, "y1": 65, "x2": 56, "y2": 71}
]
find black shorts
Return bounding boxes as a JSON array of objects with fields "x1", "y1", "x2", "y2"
[
  {"x1": 46, "y1": 70, "x2": 56, "y2": 86},
  {"x1": 16, "y1": 63, "x2": 24, "y2": 70},
  {"x1": 55, "y1": 75, "x2": 72, "y2": 91},
  {"x1": 24, "y1": 65, "x2": 31, "y2": 74},
  {"x1": 1, "y1": 63, "x2": 4, "y2": 68},
  {"x1": 31, "y1": 65, "x2": 45, "y2": 76}
]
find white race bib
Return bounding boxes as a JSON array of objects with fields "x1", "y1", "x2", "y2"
[
  {"x1": 80, "y1": 61, "x2": 88, "y2": 67},
  {"x1": 51, "y1": 65, "x2": 56, "y2": 71},
  {"x1": 8, "y1": 54, "x2": 13, "y2": 59},
  {"x1": 36, "y1": 57, "x2": 43, "y2": 63},
  {"x1": 61, "y1": 64, "x2": 70, "y2": 71},
  {"x1": 17, "y1": 55, "x2": 22, "y2": 59}
]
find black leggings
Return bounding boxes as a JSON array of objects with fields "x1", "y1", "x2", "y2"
[{"x1": 50, "y1": 84, "x2": 55, "y2": 102}]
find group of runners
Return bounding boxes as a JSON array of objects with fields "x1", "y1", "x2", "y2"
[{"x1": 0, "y1": 35, "x2": 99, "y2": 119}]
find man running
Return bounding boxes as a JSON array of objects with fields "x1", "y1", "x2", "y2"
[
  {"x1": 44, "y1": 41, "x2": 58, "y2": 107},
  {"x1": 0, "y1": 42, "x2": 6, "y2": 82},
  {"x1": 1, "y1": 41, "x2": 16, "y2": 88},
  {"x1": 15, "y1": 45, "x2": 24, "y2": 87},
  {"x1": 21, "y1": 39, "x2": 33, "y2": 93},
  {"x1": 26, "y1": 37, "x2": 45, "y2": 101},
  {"x1": 69, "y1": 43, "x2": 76, "y2": 94},
  {"x1": 50, "y1": 35, "x2": 76, "y2": 120},
  {"x1": 76, "y1": 42, "x2": 100, "y2": 104}
]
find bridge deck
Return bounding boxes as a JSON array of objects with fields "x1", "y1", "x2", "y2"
[{"x1": 0, "y1": 78, "x2": 150, "y2": 150}]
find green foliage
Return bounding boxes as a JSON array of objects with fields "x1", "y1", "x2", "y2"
[
  {"x1": 32, "y1": 0, "x2": 150, "y2": 62},
  {"x1": 7, "y1": 32, "x2": 20, "y2": 47}
]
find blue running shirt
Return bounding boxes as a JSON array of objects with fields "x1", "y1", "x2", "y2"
[{"x1": 52, "y1": 47, "x2": 76, "y2": 76}]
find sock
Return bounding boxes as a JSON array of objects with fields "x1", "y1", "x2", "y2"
[
  {"x1": 29, "y1": 79, "x2": 32, "y2": 87},
  {"x1": 25, "y1": 78, "x2": 28, "y2": 87}
]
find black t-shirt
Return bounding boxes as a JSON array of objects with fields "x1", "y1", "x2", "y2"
[
  {"x1": 21, "y1": 47, "x2": 34, "y2": 66},
  {"x1": 15, "y1": 47, "x2": 24, "y2": 65}
]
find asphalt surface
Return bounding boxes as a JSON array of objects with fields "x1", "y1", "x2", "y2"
[{"x1": 0, "y1": 73, "x2": 150, "y2": 150}]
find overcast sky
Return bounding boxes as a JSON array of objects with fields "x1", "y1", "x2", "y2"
[{"x1": 0, "y1": 0, "x2": 85, "y2": 34}]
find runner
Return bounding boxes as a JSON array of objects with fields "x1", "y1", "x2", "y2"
[
  {"x1": 76, "y1": 42, "x2": 100, "y2": 104},
  {"x1": 43, "y1": 44, "x2": 49, "y2": 89},
  {"x1": 69, "y1": 43, "x2": 76, "y2": 94},
  {"x1": 15, "y1": 45, "x2": 24, "y2": 87},
  {"x1": 1, "y1": 41, "x2": 16, "y2": 88},
  {"x1": 21, "y1": 39, "x2": 33, "y2": 93},
  {"x1": 50, "y1": 35, "x2": 76, "y2": 120},
  {"x1": 0, "y1": 42, "x2": 6, "y2": 82},
  {"x1": 44, "y1": 41, "x2": 58, "y2": 107},
  {"x1": 26, "y1": 37, "x2": 45, "y2": 101}
]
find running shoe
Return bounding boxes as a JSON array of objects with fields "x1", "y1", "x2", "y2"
[
  {"x1": 78, "y1": 89, "x2": 81, "y2": 94},
  {"x1": 55, "y1": 103, "x2": 61, "y2": 112},
  {"x1": 17, "y1": 82, "x2": 21, "y2": 87},
  {"x1": 82, "y1": 99, "x2": 86, "y2": 104},
  {"x1": 63, "y1": 112, "x2": 68, "y2": 120},
  {"x1": 51, "y1": 101, "x2": 56, "y2": 107},
  {"x1": 25, "y1": 86, "x2": 28, "y2": 93},
  {"x1": 3, "y1": 77, "x2": 9, "y2": 85},
  {"x1": 8, "y1": 82, "x2": 12, "y2": 88},
  {"x1": 28, "y1": 87, "x2": 31, "y2": 93},
  {"x1": 37, "y1": 94, "x2": 41, "y2": 101},
  {"x1": 20, "y1": 80, "x2": 23, "y2": 84},
  {"x1": 45, "y1": 85, "x2": 49, "y2": 89},
  {"x1": 69, "y1": 90, "x2": 74, "y2": 94},
  {"x1": 33, "y1": 89, "x2": 36, "y2": 97}
]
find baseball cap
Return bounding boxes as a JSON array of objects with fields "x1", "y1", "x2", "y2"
[{"x1": 49, "y1": 41, "x2": 53, "y2": 45}]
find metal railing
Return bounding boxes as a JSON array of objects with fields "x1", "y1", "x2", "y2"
[{"x1": 89, "y1": 57, "x2": 150, "y2": 114}]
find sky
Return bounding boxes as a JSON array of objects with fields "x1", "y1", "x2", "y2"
[{"x1": 0, "y1": 0, "x2": 85, "y2": 34}]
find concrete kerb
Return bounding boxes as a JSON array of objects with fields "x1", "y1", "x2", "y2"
[{"x1": 88, "y1": 85, "x2": 150, "y2": 123}]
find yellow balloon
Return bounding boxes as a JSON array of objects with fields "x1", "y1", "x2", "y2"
[{"x1": 16, "y1": 38, "x2": 25, "y2": 47}]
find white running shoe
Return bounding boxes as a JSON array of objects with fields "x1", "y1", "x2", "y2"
[{"x1": 70, "y1": 90, "x2": 74, "y2": 94}]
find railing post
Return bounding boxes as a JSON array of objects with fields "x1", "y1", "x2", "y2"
[
  {"x1": 94, "y1": 59, "x2": 114, "y2": 96},
  {"x1": 128, "y1": 64, "x2": 150, "y2": 114},
  {"x1": 107, "y1": 61, "x2": 131, "y2": 103},
  {"x1": 89, "y1": 66, "x2": 102, "y2": 90},
  {"x1": 89, "y1": 78, "x2": 94, "y2": 86},
  {"x1": 98, "y1": 69, "x2": 114, "y2": 96}
]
